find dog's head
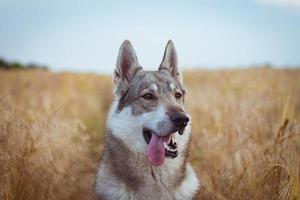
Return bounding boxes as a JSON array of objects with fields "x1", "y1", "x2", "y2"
[{"x1": 107, "y1": 40, "x2": 191, "y2": 166}]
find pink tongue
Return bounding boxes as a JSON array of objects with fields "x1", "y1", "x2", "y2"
[{"x1": 147, "y1": 134, "x2": 169, "y2": 166}]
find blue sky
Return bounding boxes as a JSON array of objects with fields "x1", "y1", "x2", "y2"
[{"x1": 0, "y1": 0, "x2": 299, "y2": 73}]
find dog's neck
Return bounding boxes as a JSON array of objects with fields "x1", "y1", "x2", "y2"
[{"x1": 102, "y1": 130, "x2": 189, "y2": 191}]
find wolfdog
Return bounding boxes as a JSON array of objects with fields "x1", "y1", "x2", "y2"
[{"x1": 94, "y1": 40, "x2": 199, "y2": 200}]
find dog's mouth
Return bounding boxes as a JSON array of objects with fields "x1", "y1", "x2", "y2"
[{"x1": 143, "y1": 128, "x2": 179, "y2": 166}]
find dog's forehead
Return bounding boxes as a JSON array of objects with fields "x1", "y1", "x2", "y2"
[{"x1": 131, "y1": 70, "x2": 181, "y2": 92}]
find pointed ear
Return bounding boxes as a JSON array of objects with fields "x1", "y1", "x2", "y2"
[
  {"x1": 114, "y1": 40, "x2": 141, "y2": 86},
  {"x1": 159, "y1": 40, "x2": 182, "y2": 83}
]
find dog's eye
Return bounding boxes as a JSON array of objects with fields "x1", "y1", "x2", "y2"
[
  {"x1": 175, "y1": 92, "x2": 182, "y2": 99},
  {"x1": 142, "y1": 93, "x2": 154, "y2": 100}
]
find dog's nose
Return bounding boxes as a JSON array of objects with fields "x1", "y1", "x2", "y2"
[{"x1": 170, "y1": 112, "x2": 189, "y2": 128}]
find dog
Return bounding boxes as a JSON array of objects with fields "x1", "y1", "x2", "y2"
[{"x1": 94, "y1": 40, "x2": 199, "y2": 200}]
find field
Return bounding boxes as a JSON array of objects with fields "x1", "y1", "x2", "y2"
[{"x1": 1, "y1": 68, "x2": 300, "y2": 200}]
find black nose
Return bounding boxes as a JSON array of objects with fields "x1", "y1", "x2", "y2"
[{"x1": 170, "y1": 112, "x2": 189, "y2": 128}]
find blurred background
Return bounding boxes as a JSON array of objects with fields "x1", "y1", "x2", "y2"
[
  {"x1": 1, "y1": 0, "x2": 300, "y2": 72},
  {"x1": 1, "y1": 1, "x2": 300, "y2": 200}
]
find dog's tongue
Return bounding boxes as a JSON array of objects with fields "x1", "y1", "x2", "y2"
[{"x1": 147, "y1": 134, "x2": 170, "y2": 166}]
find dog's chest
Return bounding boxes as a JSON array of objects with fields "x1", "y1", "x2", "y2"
[{"x1": 95, "y1": 158, "x2": 199, "y2": 200}]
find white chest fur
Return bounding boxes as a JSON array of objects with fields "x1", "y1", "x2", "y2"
[{"x1": 95, "y1": 158, "x2": 199, "y2": 200}]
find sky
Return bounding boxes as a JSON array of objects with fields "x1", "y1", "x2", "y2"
[{"x1": 0, "y1": 0, "x2": 300, "y2": 74}]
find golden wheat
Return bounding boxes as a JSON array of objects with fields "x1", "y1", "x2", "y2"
[{"x1": 0, "y1": 68, "x2": 299, "y2": 200}]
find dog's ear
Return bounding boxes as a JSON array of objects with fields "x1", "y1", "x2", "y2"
[
  {"x1": 114, "y1": 40, "x2": 141, "y2": 86},
  {"x1": 159, "y1": 40, "x2": 182, "y2": 83}
]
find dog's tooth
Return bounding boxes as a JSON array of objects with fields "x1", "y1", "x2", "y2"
[
  {"x1": 164, "y1": 143, "x2": 168, "y2": 150},
  {"x1": 164, "y1": 142, "x2": 168, "y2": 149}
]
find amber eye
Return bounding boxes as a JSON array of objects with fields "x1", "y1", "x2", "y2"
[
  {"x1": 175, "y1": 92, "x2": 182, "y2": 99},
  {"x1": 142, "y1": 93, "x2": 154, "y2": 100}
]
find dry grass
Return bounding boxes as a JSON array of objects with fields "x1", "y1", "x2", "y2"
[{"x1": 0, "y1": 68, "x2": 299, "y2": 200}]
